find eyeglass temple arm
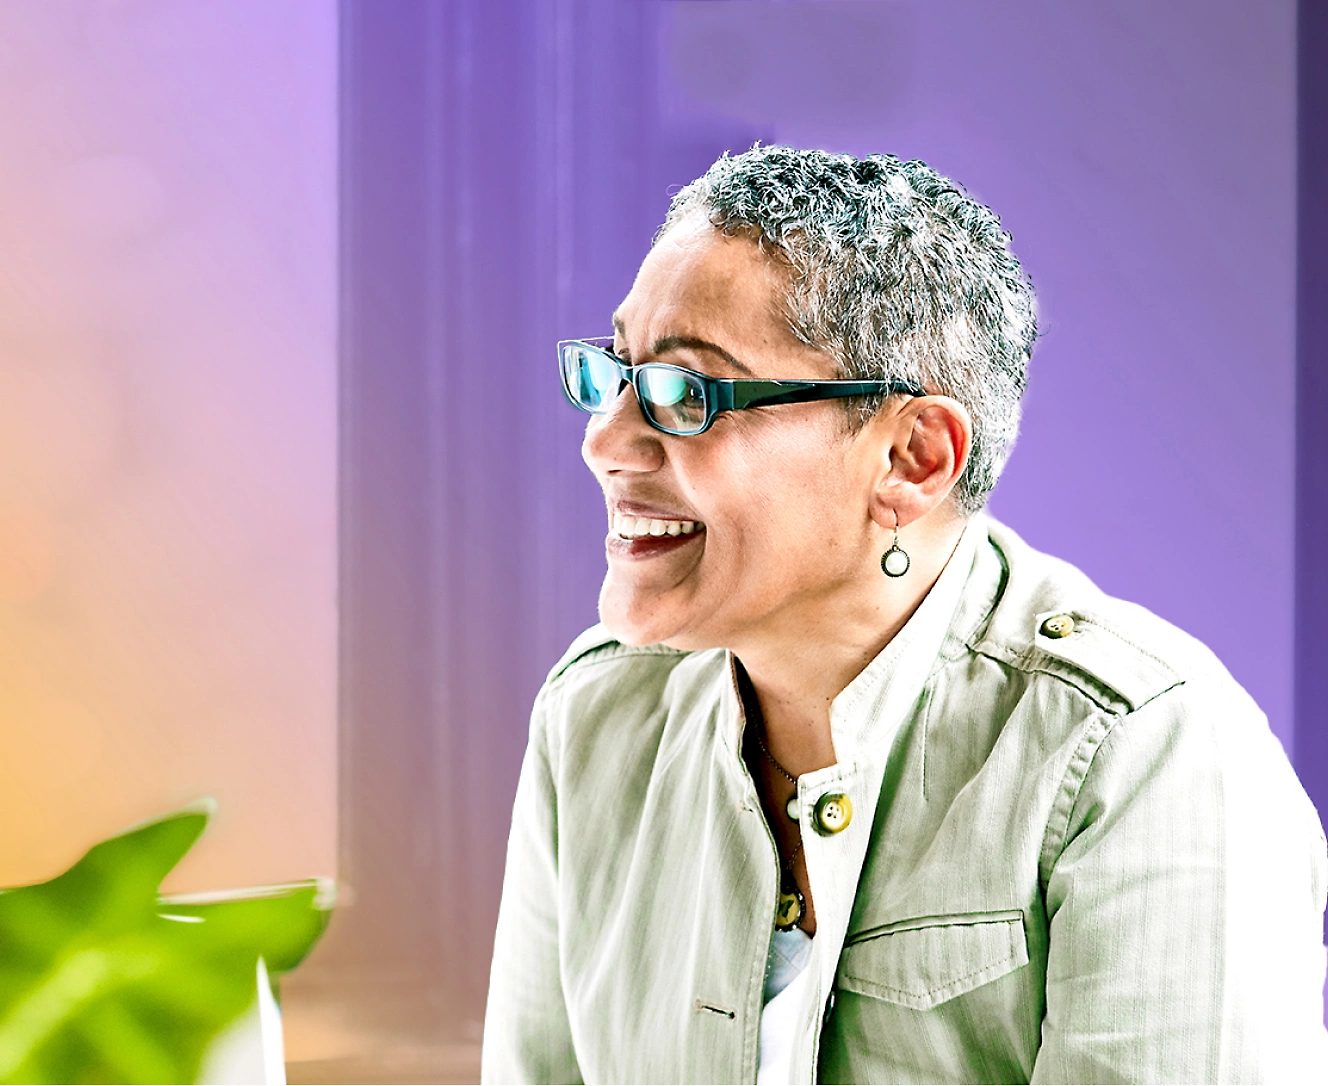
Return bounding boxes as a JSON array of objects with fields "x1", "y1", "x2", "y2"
[{"x1": 724, "y1": 378, "x2": 925, "y2": 411}]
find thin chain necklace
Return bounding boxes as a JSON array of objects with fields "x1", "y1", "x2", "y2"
[
  {"x1": 754, "y1": 729, "x2": 803, "y2": 822},
  {"x1": 755, "y1": 726, "x2": 807, "y2": 931}
]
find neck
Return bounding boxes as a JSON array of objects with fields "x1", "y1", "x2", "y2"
[{"x1": 734, "y1": 515, "x2": 966, "y2": 776}]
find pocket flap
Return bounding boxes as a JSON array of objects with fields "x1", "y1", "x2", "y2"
[{"x1": 836, "y1": 910, "x2": 1028, "y2": 1010}]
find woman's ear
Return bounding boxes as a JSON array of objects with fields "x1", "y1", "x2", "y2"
[{"x1": 868, "y1": 396, "x2": 972, "y2": 529}]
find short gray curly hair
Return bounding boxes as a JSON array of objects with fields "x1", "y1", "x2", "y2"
[{"x1": 657, "y1": 145, "x2": 1037, "y2": 516}]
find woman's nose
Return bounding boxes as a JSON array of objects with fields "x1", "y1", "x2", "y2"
[{"x1": 581, "y1": 383, "x2": 666, "y2": 476}]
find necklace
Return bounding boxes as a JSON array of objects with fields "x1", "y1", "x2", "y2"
[
  {"x1": 754, "y1": 729, "x2": 802, "y2": 822},
  {"x1": 755, "y1": 727, "x2": 807, "y2": 931}
]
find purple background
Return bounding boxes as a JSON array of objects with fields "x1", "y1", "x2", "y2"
[{"x1": 291, "y1": 1, "x2": 1324, "y2": 1080}]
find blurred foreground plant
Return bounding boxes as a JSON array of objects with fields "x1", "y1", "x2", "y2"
[{"x1": 0, "y1": 802, "x2": 333, "y2": 1084}]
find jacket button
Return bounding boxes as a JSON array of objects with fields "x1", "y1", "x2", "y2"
[
  {"x1": 1040, "y1": 613, "x2": 1075, "y2": 639},
  {"x1": 813, "y1": 793, "x2": 852, "y2": 835}
]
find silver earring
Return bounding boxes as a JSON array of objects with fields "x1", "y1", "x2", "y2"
[{"x1": 881, "y1": 514, "x2": 910, "y2": 577}]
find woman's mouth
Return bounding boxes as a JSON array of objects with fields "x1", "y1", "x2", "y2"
[
  {"x1": 611, "y1": 512, "x2": 704, "y2": 539},
  {"x1": 606, "y1": 512, "x2": 705, "y2": 558}
]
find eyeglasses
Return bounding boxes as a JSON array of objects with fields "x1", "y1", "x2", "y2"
[{"x1": 558, "y1": 337, "x2": 926, "y2": 436}]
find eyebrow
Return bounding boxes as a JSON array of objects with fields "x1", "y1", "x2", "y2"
[{"x1": 610, "y1": 315, "x2": 755, "y2": 377}]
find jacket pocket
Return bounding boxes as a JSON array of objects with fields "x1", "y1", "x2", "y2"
[{"x1": 836, "y1": 909, "x2": 1028, "y2": 1011}]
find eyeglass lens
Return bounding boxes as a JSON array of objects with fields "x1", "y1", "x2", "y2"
[
  {"x1": 562, "y1": 343, "x2": 620, "y2": 411},
  {"x1": 562, "y1": 343, "x2": 709, "y2": 434},
  {"x1": 637, "y1": 367, "x2": 707, "y2": 432}
]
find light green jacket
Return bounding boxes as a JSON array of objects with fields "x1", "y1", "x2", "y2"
[{"x1": 483, "y1": 518, "x2": 1328, "y2": 1084}]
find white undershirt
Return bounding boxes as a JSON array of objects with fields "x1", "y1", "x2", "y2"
[{"x1": 757, "y1": 927, "x2": 813, "y2": 1084}]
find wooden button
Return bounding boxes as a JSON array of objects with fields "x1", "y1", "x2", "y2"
[
  {"x1": 1040, "y1": 614, "x2": 1076, "y2": 639},
  {"x1": 813, "y1": 792, "x2": 852, "y2": 835}
]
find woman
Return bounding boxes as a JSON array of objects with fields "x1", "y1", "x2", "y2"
[{"x1": 482, "y1": 146, "x2": 1328, "y2": 1084}]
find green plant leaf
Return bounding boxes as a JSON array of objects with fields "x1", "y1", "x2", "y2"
[{"x1": 0, "y1": 803, "x2": 334, "y2": 1084}]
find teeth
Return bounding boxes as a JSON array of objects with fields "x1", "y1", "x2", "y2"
[{"x1": 612, "y1": 512, "x2": 703, "y2": 539}]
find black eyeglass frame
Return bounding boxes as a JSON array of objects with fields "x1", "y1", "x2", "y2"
[{"x1": 558, "y1": 336, "x2": 928, "y2": 436}]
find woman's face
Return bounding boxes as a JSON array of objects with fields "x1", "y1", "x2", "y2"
[{"x1": 583, "y1": 216, "x2": 891, "y2": 652}]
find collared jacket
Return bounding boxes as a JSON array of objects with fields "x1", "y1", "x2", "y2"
[{"x1": 483, "y1": 518, "x2": 1328, "y2": 1084}]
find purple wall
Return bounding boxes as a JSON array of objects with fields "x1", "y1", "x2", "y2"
[{"x1": 308, "y1": 1, "x2": 1315, "y2": 1078}]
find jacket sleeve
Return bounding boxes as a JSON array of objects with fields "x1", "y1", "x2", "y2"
[
  {"x1": 482, "y1": 687, "x2": 583, "y2": 1085},
  {"x1": 1031, "y1": 685, "x2": 1328, "y2": 1084}
]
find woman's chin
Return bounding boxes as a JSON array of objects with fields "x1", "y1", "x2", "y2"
[
  {"x1": 597, "y1": 587, "x2": 677, "y2": 647},
  {"x1": 599, "y1": 608, "x2": 724, "y2": 653},
  {"x1": 597, "y1": 578, "x2": 729, "y2": 651}
]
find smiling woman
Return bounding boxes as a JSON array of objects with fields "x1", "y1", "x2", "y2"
[{"x1": 482, "y1": 146, "x2": 1328, "y2": 1084}]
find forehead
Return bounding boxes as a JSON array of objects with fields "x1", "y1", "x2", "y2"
[{"x1": 613, "y1": 218, "x2": 796, "y2": 359}]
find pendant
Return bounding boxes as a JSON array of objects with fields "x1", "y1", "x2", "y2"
[
  {"x1": 785, "y1": 795, "x2": 801, "y2": 821},
  {"x1": 775, "y1": 886, "x2": 805, "y2": 931}
]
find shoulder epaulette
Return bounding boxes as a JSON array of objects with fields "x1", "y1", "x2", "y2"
[{"x1": 979, "y1": 607, "x2": 1184, "y2": 714}]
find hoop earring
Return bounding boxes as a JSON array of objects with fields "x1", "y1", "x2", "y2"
[{"x1": 881, "y1": 513, "x2": 910, "y2": 578}]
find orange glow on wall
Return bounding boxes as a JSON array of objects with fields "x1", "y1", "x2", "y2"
[{"x1": 0, "y1": 0, "x2": 338, "y2": 894}]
